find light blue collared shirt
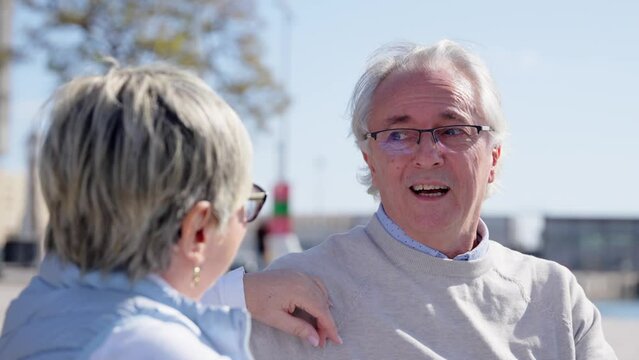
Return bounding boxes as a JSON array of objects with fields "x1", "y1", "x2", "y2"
[
  {"x1": 0, "y1": 255, "x2": 254, "y2": 360},
  {"x1": 375, "y1": 205, "x2": 489, "y2": 261}
]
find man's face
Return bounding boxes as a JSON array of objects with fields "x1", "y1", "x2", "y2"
[{"x1": 363, "y1": 69, "x2": 501, "y2": 243}]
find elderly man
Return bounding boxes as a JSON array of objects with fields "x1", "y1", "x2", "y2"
[{"x1": 212, "y1": 39, "x2": 616, "y2": 359}]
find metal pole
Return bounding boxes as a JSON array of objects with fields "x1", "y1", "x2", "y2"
[
  {"x1": 263, "y1": 1, "x2": 302, "y2": 266},
  {"x1": 276, "y1": 0, "x2": 291, "y2": 181}
]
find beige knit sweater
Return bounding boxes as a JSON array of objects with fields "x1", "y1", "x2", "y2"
[{"x1": 250, "y1": 215, "x2": 616, "y2": 360}]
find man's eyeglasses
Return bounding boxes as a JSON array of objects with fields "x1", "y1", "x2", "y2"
[
  {"x1": 364, "y1": 125, "x2": 492, "y2": 154},
  {"x1": 245, "y1": 184, "x2": 267, "y2": 223}
]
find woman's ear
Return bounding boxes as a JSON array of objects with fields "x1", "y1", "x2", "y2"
[{"x1": 176, "y1": 201, "x2": 216, "y2": 264}]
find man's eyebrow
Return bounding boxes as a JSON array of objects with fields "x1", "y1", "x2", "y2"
[
  {"x1": 441, "y1": 109, "x2": 471, "y2": 123},
  {"x1": 382, "y1": 114, "x2": 411, "y2": 127}
]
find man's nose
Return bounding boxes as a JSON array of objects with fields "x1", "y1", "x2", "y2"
[{"x1": 413, "y1": 131, "x2": 443, "y2": 168}]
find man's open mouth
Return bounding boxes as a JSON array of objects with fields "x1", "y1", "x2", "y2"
[{"x1": 410, "y1": 184, "x2": 450, "y2": 197}]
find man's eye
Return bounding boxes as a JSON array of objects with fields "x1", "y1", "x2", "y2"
[
  {"x1": 387, "y1": 130, "x2": 409, "y2": 141},
  {"x1": 440, "y1": 127, "x2": 467, "y2": 137}
]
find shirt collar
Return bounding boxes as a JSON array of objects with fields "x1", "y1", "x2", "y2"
[{"x1": 375, "y1": 204, "x2": 490, "y2": 261}]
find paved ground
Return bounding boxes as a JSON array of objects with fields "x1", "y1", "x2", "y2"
[{"x1": 0, "y1": 265, "x2": 637, "y2": 359}]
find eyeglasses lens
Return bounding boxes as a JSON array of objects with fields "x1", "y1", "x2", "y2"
[
  {"x1": 245, "y1": 184, "x2": 267, "y2": 223},
  {"x1": 377, "y1": 126, "x2": 479, "y2": 153}
]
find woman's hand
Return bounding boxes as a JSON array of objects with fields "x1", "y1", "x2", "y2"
[{"x1": 244, "y1": 270, "x2": 342, "y2": 348}]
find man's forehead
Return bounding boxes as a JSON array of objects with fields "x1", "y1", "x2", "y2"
[{"x1": 371, "y1": 68, "x2": 476, "y2": 125}]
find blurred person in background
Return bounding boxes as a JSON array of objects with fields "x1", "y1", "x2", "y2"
[
  {"x1": 0, "y1": 64, "x2": 339, "y2": 359},
  {"x1": 218, "y1": 39, "x2": 617, "y2": 359}
]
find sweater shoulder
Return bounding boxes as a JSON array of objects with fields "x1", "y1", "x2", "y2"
[
  {"x1": 266, "y1": 224, "x2": 379, "y2": 327},
  {"x1": 268, "y1": 224, "x2": 372, "y2": 275},
  {"x1": 489, "y1": 240, "x2": 573, "y2": 278},
  {"x1": 488, "y1": 241, "x2": 578, "y2": 302}
]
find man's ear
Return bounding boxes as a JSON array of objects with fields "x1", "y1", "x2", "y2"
[
  {"x1": 362, "y1": 151, "x2": 375, "y2": 174},
  {"x1": 176, "y1": 201, "x2": 215, "y2": 264},
  {"x1": 488, "y1": 145, "x2": 502, "y2": 183}
]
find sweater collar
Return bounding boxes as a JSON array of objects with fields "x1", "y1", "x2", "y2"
[
  {"x1": 364, "y1": 215, "x2": 496, "y2": 278},
  {"x1": 375, "y1": 204, "x2": 490, "y2": 261}
]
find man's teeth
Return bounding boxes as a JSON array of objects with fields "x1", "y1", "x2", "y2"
[
  {"x1": 411, "y1": 184, "x2": 449, "y2": 191},
  {"x1": 410, "y1": 184, "x2": 450, "y2": 196}
]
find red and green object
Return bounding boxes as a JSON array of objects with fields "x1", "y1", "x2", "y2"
[{"x1": 269, "y1": 181, "x2": 292, "y2": 234}]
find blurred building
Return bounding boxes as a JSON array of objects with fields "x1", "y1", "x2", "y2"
[
  {"x1": 0, "y1": 169, "x2": 47, "y2": 266},
  {"x1": 293, "y1": 214, "x2": 370, "y2": 250},
  {"x1": 542, "y1": 217, "x2": 639, "y2": 271},
  {"x1": 482, "y1": 216, "x2": 518, "y2": 250},
  {"x1": 0, "y1": 171, "x2": 28, "y2": 247}
]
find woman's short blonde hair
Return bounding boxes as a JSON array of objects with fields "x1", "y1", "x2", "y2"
[{"x1": 39, "y1": 64, "x2": 253, "y2": 280}]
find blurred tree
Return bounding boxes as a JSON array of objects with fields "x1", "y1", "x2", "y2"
[
  {"x1": 1, "y1": 0, "x2": 14, "y2": 155},
  {"x1": 20, "y1": 0, "x2": 288, "y2": 126}
]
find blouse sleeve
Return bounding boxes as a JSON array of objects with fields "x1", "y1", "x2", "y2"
[{"x1": 201, "y1": 267, "x2": 247, "y2": 308}]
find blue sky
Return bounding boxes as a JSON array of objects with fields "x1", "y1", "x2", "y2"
[{"x1": 2, "y1": 0, "x2": 638, "y2": 218}]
